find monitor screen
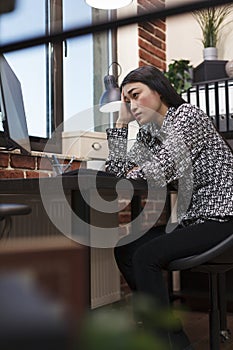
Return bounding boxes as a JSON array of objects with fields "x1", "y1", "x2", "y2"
[{"x1": 0, "y1": 54, "x2": 31, "y2": 155}]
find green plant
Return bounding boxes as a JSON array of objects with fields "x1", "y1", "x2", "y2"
[
  {"x1": 78, "y1": 294, "x2": 184, "y2": 350},
  {"x1": 164, "y1": 59, "x2": 193, "y2": 94},
  {"x1": 193, "y1": 5, "x2": 233, "y2": 48}
]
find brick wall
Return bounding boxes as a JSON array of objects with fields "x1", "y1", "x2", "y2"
[
  {"x1": 0, "y1": 151, "x2": 81, "y2": 179},
  {"x1": 138, "y1": 0, "x2": 166, "y2": 70}
]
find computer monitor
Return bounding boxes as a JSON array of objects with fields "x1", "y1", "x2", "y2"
[{"x1": 0, "y1": 54, "x2": 31, "y2": 155}]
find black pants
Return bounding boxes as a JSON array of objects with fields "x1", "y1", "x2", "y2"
[{"x1": 114, "y1": 220, "x2": 233, "y2": 349}]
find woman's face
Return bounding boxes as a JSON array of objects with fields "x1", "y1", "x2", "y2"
[{"x1": 122, "y1": 82, "x2": 168, "y2": 126}]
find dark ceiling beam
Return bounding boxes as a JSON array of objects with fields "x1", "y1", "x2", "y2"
[{"x1": 0, "y1": 0, "x2": 232, "y2": 54}]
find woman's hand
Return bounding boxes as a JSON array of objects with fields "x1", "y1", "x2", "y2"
[
  {"x1": 126, "y1": 167, "x2": 146, "y2": 180},
  {"x1": 115, "y1": 93, "x2": 135, "y2": 128},
  {"x1": 127, "y1": 166, "x2": 140, "y2": 174}
]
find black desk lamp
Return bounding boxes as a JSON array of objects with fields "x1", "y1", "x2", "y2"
[{"x1": 99, "y1": 62, "x2": 122, "y2": 113}]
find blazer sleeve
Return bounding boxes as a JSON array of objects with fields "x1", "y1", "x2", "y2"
[
  {"x1": 105, "y1": 104, "x2": 208, "y2": 185},
  {"x1": 105, "y1": 127, "x2": 153, "y2": 178}
]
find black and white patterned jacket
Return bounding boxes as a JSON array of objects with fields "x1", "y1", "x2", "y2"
[{"x1": 106, "y1": 103, "x2": 233, "y2": 226}]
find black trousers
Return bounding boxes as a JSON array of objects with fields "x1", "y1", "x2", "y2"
[{"x1": 114, "y1": 220, "x2": 233, "y2": 349}]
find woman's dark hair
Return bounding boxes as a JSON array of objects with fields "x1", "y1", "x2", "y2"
[{"x1": 120, "y1": 65, "x2": 186, "y2": 108}]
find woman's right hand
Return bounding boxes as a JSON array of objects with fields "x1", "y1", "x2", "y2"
[{"x1": 115, "y1": 93, "x2": 135, "y2": 128}]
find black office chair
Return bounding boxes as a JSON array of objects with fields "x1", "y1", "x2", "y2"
[
  {"x1": 0, "y1": 203, "x2": 32, "y2": 238},
  {"x1": 166, "y1": 232, "x2": 233, "y2": 350}
]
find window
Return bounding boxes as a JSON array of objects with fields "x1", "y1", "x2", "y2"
[
  {"x1": 63, "y1": 0, "x2": 93, "y2": 128},
  {"x1": 0, "y1": 0, "x2": 110, "y2": 153},
  {"x1": 0, "y1": 0, "x2": 46, "y2": 138}
]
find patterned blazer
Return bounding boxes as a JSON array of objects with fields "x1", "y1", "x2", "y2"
[{"x1": 106, "y1": 103, "x2": 233, "y2": 226}]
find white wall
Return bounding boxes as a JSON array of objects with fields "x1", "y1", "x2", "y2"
[
  {"x1": 166, "y1": 0, "x2": 233, "y2": 68},
  {"x1": 116, "y1": 0, "x2": 233, "y2": 72},
  {"x1": 117, "y1": 1, "x2": 138, "y2": 84}
]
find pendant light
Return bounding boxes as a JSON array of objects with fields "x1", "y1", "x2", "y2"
[{"x1": 85, "y1": 0, "x2": 132, "y2": 10}]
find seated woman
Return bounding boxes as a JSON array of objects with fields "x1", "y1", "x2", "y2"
[{"x1": 105, "y1": 65, "x2": 233, "y2": 350}]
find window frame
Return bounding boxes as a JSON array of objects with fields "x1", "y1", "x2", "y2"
[
  {"x1": 0, "y1": 0, "x2": 64, "y2": 153},
  {"x1": 0, "y1": 0, "x2": 108, "y2": 153},
  {"x1": 0, "y1": 1, "x2": 113, "y2": 153}
]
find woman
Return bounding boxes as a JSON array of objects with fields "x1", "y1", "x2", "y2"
[{"x1": 105, "y1": 66, "x2": 233, "y2": 349}]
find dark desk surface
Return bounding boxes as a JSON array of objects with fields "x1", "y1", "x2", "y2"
[{"x1": 0, "y1": 169, "x2": 148, "y2": 194}]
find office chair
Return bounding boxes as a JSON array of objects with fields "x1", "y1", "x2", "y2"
[
  {"x1": 0, "y1": 203, "x2": 32, "y2": 238},
  {"x1": 166, "y1": 232, "x2": 233, "y2": 350}
]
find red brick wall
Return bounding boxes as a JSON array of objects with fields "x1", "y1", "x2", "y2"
[
  {"x1": 138, "y1": 0, "x2": 166, "y2": 70},
  {"x1": 0, "y1": 151, "x2": 81, "y2": 179}
]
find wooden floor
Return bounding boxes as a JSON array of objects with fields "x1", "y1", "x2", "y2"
[
  {"x1": 116, "y1": 298, "x2": 233, "y2": 349},
  {"x1": 96, "y1": 298, "x2": 233, "y2": 349},
  {"x1": 177, "y1": 307, "x2": 233, "y2": 349}
]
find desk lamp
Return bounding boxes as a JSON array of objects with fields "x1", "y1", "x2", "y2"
[
  {"x1": 99, "y1": 62, "x2": 122, "y2": 113},
  {"x1": 85, "y1": 0, "x2": 132, "y2": 10}
]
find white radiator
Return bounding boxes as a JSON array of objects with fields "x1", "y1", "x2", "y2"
[{"x1": 91, "y1": 247, "x2": 121, "y2": 309}]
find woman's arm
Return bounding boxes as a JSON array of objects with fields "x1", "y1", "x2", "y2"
[
  {"x1": 105, "y1": 95, "x2": 144, "y2": 177},
  {"x1": 105, "y1": 126, "x2": 148, "y2": 177}
]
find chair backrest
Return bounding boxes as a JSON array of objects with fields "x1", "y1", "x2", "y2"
[{"x1": 168, "y1": 233, "x2": 233, "y2": 271}]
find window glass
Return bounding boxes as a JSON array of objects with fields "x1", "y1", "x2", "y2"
[
  {"x1": 0, "y1": 0, "x2": 109, "y2": 148},
  {"x1": 63, "y1": 1, "x2": 94, "y2": 132},
  {"x1": 0, "y1": 0, "x2": 45, "y2": 44},
  {"x1": 0, "y1": 0, "x2": 46, "y2": 137}
]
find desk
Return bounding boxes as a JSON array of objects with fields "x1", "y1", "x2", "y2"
[
  {"x1": 2, "y1": 174, "x2": 232, "y2": 313},
  {"x1": 0, "y1": 171, "x2": 154, "y2": 310},
  {"x1": 0, "y1": 172, "x2": 150, "y2": 244}
]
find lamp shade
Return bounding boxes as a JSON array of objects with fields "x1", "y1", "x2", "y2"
[
  {"x1": 99, "y1": 75, "x2": 121, "y2": 113},
  {"x1": 85, "y1": 0, "x2": 132, "y2": 10}
]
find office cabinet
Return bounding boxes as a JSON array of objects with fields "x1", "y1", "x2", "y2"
[
  {"x1": 193, "y1": 60, "x2": 228, "y2": 82},
  {"x1": 182, "y1": 78, "x2": 233, "y2": 137}
]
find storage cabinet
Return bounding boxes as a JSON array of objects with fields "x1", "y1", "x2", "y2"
[{"x1": 182, "y1": 78, "x2": 233, "y2": 138}]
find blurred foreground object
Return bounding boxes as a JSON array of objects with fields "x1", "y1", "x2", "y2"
[
  {"x1": 0, "y1": 0, "x2": 16, "y2": 14},
  {"x1": 0, "y1": 272, "x2": 70, "y2": 350}
]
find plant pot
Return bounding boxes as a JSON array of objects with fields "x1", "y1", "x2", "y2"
[{"x1": 203, "y1": 47, "x2": 218, "y2": 61}]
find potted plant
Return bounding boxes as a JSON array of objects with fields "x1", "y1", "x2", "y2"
[
  {"x1": 193, "y1": 5, "x2": 233, "y2": 60},
  {"x1": 164, "y1": 59, "x2": 193, "y2": 95}
]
